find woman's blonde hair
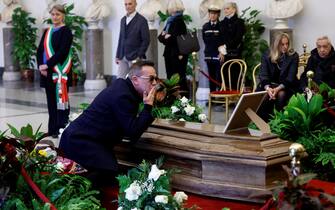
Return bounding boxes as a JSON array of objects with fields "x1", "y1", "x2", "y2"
[
  {"x1": 224, "y1": 2, "x2": 239, "y2": 16},
  {"x1": 270, "y1": 32, "x2": 294, "y2": 63},
  {"x1": 167, "y1": 0, "x2": 185, "y2": 15},
  {"x1": 49, "y1": 4, "x2": 66, "y2": 14}
]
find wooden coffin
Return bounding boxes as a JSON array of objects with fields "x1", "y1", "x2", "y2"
[{"x1": 115, "y1": 119, "x2": 291, "y2": 203}]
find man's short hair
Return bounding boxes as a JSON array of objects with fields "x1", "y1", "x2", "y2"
[{"x1": 128, "y1": 60, "x2": 155, "y2": 77}]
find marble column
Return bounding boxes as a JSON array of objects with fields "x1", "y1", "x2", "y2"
[
  {"x1": 146, "y1": 29, "x2": 158, "y2": 69},
  {"x1": 2, "y1": 28, "x2": 20, "y2": 81},
  {"x1": 84, "y1": 29, "x2": 107, "y2": 90},
  {"x1": 196, "y1": 28, "x2": 210, "y2": 105}
]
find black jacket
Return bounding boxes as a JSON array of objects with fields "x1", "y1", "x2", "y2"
[
  {"x1": 202, "y1": 21, "x2": 222, "y2": 58},
  {"x1": 300, "y1": 47, "x2": 335, "y2": 90},
  {"x1": 37, "y1": 26, "x2": 73, "y2": 88},
  {"x1": 220, "y1": 14, "x2": 245, "y2": 57},
  {"x1": 59, "y1": 78, "x2": 154, "y2": 171},
  {"x1": 116, "y1": 13, "x2": 150, "y2": 60},
  {"x1": 258, "y1": 50, "x2": 299, "y2": 91},
  {"x1": 158, "y1": 15, "x2": 187, "y2": 57}
]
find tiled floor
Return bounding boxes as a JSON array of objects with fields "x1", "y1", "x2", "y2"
[{"x1": 0, "y1": 80, "x2": 228, "y2": 146}]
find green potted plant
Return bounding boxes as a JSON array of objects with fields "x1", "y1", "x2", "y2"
[
  {"x1": 12, "y1": 7, "x2": 38, "y2": 82},
  {"x1": 240, "y1": 7, "x2": 269, "y2": 86}
]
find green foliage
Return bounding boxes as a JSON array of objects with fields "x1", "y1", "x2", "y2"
[
  {"x1": 296, "y1": 128, "x2": 335, "y2": 180},
  {"x1": 269, "y1": 93, "x2": 325, "y2": 139},
  {"x1": 45, "y1": 3, "x2": 87, "y2": 81},
  {"x1": 12, "y1": 7, "x2": 38, "y2": 70},
  {"x1": 0, "y1": 124, "x2": 104, "y2": 209},
  {"x1": 240, "y1": 7, "x2": 268, "y2": 83},
  {"x1": 117, "y1": 158, "x2": 195, "y2": 210}
]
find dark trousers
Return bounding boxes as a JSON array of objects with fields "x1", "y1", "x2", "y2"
[
  {"x1": 164, "y1": 54, "x2": 189, "y2": 93},
  {"x1": 82, "y1": 168, "x2": 118, "y2": 189},
  {"x1": 206, "y1": 59, "x2": 221, "y2": 92},
  {"x1": 257, "y1": 89, "x2": 292, "y2": 122},
  {"x1": 45, "y1": 83, "x2": 70, "y2": 136}
]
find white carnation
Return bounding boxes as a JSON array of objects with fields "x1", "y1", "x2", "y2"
[
  {"x1": 125, "y1": 181, "x2": 142, "y2": 201},
  {"x1": 179, "y1": 118, "x2": 186, "y2": 121},
  {"x1": 155, "y1": 195, "x2": 169, "y2": 204},
  {"x1": 117, "y1": 207, "x2": 123, "y2": 210},
  {"x1": 148, "y1": 164, "x2": 165, "y2": 181},
  {"x1": 174, "y1": 191, "x2": 188, "y2": 204},
  {"x1": 198, "y1": 113, "x2": 207, "y2": 122},
  {"x1": 171, "y1": 106, "x2": 180, "y2": 114},
  {"x1": 180, "y1": 96, "x2": 189, "y2": 106},
  {"x1": 184, "y1": 105, "x2": 195, "y2": 116}
]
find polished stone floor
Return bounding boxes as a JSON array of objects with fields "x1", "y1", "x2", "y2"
[{"x1": 0, "y1": 79, "x2": 228, "y2": 146}]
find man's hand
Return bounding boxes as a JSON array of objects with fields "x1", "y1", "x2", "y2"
[
  {"x1": 164, "y1": 33, "x2": 171, "y2": 39},
  {"x1": 219, "y1": 53, "x2": 225, "y2": 63},
  {"x1": 143, "y1": 86, "x2": 157, "y2": 106}
]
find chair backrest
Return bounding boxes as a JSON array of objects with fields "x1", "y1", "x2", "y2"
[
  {"x1": 219, "y1": 59, "x2": 247, "y2": 93},
  {"x1": 252, "y1": 63, "x2": 261, "y2": 92},
  {"x1": 297, "y1": 44, "x2": 311, "y2": 79}
]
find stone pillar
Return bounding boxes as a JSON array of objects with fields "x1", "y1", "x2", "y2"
[
  {"x1": 196, "y1": 28, "x2": 210, "y2": 105},
  {"x1": 84, "y1": 29, "x2": 107, "y2": 90},
  {"x1": 147, "y1": 29, "x2": 158, "y2": 69},
  {"x1": 270, "y1": 28, "x2": 293, "y2": 47},
  {"x1": 2, "y1": 28, "x2": 20, "y2": 81}
]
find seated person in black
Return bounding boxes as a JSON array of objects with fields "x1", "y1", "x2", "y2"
[
  {"x1": 59, "y1": 60, "x2": 158, "y2": 187},
  {"x1": 300, "y1": 36, "x2": 335, "y2": 91},
  {"x1": 257, "y1": 32, "x2": 299, "y2": 121}
]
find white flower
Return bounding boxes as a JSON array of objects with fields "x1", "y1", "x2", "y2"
[
  {"x1": 171, "y1": 106, "x2": 180, "y2": 114},
  {"x1": 131, "y1": 208, "x2": 139, "y2": 210},
  {"x1": 55, "y1": 162, "x2": 65, "y2": 172},
  {"x1": 180, "y1": 96, "x2": 189, "y2": 107},
  {"x1": 198, "y1": 113, "x2": 207, "y2": 122},
  {"x1": 155, "y1": 195, "x2": 169, "y2": 204},
  {"x1": 148, "y1": 164, "x2": 165, "y2": 181},
  {"x1": 117, "y1": 207, "x2": 123, "y2": 210},
  {"x1": 125, "y1": 181, "x2": 142, "y2": 201},
  {"x1": 184, "y1": 105, "x2": 195, "y2": 116},
  {"x1": 142, "y1": 180, "x2": 154, "y2": 192},
  {"x1": 174, "y1": 191, "x2": 188, "y2": 204},
  {"x1": 179, "y1": 118, "x2": 186, "y2": 121}
]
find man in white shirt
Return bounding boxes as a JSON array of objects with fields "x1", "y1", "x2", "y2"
[{"x1": 116, "y1": 0, "x2": 150, "y2": 78}]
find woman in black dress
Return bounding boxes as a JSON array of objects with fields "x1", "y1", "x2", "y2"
[{"x1": 37, "y1": 4, "x2": 73, "y2": 137}]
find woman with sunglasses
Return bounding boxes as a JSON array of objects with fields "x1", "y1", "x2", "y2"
[{"x1": 37, "y1": 4, "x2": 73, "y2": 138}]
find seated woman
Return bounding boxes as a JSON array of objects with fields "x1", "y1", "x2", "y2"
[{"x1": 257, "y1": 32, "x2": 299, "y2": 121}]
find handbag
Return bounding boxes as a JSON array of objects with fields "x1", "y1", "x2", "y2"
[{"x1": 176, "y1": 31, "x2": 200, "y2": 55}]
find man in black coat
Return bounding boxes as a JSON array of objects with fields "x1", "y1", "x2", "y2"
[
  {"x1": 59, "y1": 61, "x2": 158, "y2": 187},
  {"x1": 300, "y1": 36, "x2": 335, "y2": 91},
  {"x1": 116, "y1": 0, "x2": 150, "y2": 78}
]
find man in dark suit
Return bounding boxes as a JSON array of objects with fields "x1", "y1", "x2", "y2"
[
  {"x1": 116, "y1": 0, "x2": 150, "y2": 78},
  {"x1": 300, "y1": 36, "x2": 335, "y2": 91},
  {"x1": 59, "y1": 61, "x2": 158, "y2": 187}
]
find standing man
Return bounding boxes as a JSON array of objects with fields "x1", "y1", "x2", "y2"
[
  {"x1": 59, "y1": 60, "x2": 158, "y2": 187},
  {"x1": 202, "y1": 5, "x2": 222, "y2": 92},
  {"x1": 116, "y1": 0, "x2": 150, "y2": 78},
  {"x1": 300, "y1": 36, "x2": 335, "y2": 90}
]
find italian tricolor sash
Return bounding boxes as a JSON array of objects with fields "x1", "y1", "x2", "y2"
[{"x1": 44, "y1": 26, "x2": 72, "y2": 110}]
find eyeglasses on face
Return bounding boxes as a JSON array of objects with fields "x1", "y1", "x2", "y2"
[{"x1": 138, "y1": 75, "x2": 159, "y2": 83}]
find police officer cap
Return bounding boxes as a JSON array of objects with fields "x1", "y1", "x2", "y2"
[{"x1": 208, "y1": 5, "x2": 221, "y2": 12}]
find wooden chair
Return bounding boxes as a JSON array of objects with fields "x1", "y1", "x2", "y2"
[
  {"x1": 208, "y1": 59, "x2": 247, "y2": 123},
  {"x1": 252, "y1": 63, "x2": 261, "y2": 92}
]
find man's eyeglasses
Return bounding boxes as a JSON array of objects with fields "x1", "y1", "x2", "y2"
[{"x1": 139, "y1": 75, "x2": 159, "y2": 83}]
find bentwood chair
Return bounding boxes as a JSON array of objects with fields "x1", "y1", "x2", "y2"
[
  {"x1": 298, "y1": 44, "x2": 311, "y2": 79},
  {"x1": 208, "y1": 59, "x2": 247, "y2": 123},
  {"x1": 252, "y1": 63, "x2": 261, "y2": 92}
]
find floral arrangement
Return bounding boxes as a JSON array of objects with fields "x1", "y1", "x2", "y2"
[
  {"x1": 117, "y1": 158, "x2": 196, "y2": 210},
  {"x1": 169, "y1": 96, "x2": 207, "y2": 123},
  {"x1": 0, "y1": 124, "x2": 103, "y2": 209}
]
